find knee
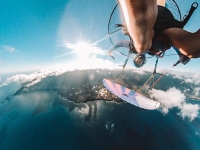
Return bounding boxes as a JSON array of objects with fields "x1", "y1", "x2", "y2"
[
  {"x1": 134, "y1": 38, "x2": 153, "y2": 54},
  {"x1": 181, "y1": 48, "x2": 200, "y2": 58},
  {"x1": 189, "y1": 50, "x2": 200, "y2": 58},
  {"x1": 135, "y1": 44, "x2": 151, "y2": 54}
]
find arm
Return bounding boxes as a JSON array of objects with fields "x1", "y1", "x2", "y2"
[{"x1": 119, "y1": 0, "x2": 157, "y2": 53}]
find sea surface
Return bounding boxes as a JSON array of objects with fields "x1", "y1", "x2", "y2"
[{"x1": 0, "y1": 96, "x2": 199, "y2": 150}]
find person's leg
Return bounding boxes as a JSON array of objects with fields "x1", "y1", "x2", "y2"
[
  {"x1": 162, "y1": 28, "x2": 200, "y2": 58},
  {"x1": 157, "y1": 0, "x2": 166, "y2": 6},
  {"x1": 119, "y1": 0, "x2": 157, "y2": 53}
]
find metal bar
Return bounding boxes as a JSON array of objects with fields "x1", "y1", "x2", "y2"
[
  {"x1": 108, "y1": 3, "x2": 119, "y2": 45},
  {"x1": 150, "y1": 73, "x2": 166, "y2": 89}
]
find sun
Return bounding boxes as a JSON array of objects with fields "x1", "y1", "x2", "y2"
[
  {"x1": 56, "y1": 40, "x2": 117, "y2": 70},
  {"x1": 63, "y1": 41, "x2": 105, "y2": 60},
  {"x1": 75, "y1": 42, "x2": 94, "y2": 58}
]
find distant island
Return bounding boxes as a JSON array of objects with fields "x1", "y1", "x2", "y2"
[{"x1": 11, "y1": 69, "x2": 200, "y2": 104}]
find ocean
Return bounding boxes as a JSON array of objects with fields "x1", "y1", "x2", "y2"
[{"x1": 0, "y1": 97, "x2": 199, "y2": 150}]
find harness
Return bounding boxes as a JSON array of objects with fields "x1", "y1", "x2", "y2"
[
  {"x1": 150, "y1": 4, "x2": 198, "y2": 66},
  {"x1": 108, "y1": 1, "x2": 198, "y2": 94},
  {"x1": 154, "y1": 5, "x2": 182, "y2": 36},
  {"x1": 108, "y1": 1, "x2": 198, "y2": 68}
]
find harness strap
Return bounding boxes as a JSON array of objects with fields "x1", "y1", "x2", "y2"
[{"x1": 182, "y1": 2, "x2": 198, "y2": 27}]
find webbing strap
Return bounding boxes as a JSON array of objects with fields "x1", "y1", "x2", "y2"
[
  {"x1": 182, "y1": 2, "x2": 198, "y2": 27},
  {"x1": 153, "y1": 57, "x2": 159, "y2": 74}
]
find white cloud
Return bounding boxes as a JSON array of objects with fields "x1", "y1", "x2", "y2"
[
  {"x1": 73, "y1": 104, "x2": 89, "y2": 116},
  {"x1": 0, "y1": 45, "x2": 20, "y2": 53},
  {"x1": 0, "y1": 70, "x2": 55, "y2": 88},
  {"x1": 0, "y1": 56, "x2": 118, "y2": 88},
  {"x1": 194, "y1": 87, "x2": 200, "y2": 96},
  {"x1": 132, "y1": 69, "x2": 146, "y2": 75},
  {"x1": 150, "y1": 87, "x2": 200, "y2": 121},
  {"x1": 0, "y1": 73, "x2": 42, "y2": 88},
  {"x1": 170, "y1": 71, "x2": 200, "y2": 85},
  {"x1": 150, "y1": 88, "x2": 185, "y2": 113},
  {"x1": 179, "y1": 103, "x2": 199, "y2": 121}
]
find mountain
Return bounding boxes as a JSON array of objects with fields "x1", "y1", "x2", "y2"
[{"x1": 12, "y1": 69, "x2": 200, "y2": 103}]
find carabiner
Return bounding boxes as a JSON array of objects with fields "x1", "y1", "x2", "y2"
[{"x1": 192, "y1": 2, "x2": 198, "y2": 9}]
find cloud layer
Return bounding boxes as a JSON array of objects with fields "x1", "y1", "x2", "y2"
[
  {"x1": 0, "y1": 45, "x2": 20, "y2": 53},
  {"x1": 150, "y1": 88, "x2": 199, "y2": 121}
]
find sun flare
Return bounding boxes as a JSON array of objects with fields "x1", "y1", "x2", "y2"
[
  {"x1": 75, "y1": 42, "x2": 94, "y2": 58},
  {"x1": 56, "y1": 41, "x2": 117, "y2": 70},
  {"x1": 63, "y1": 41, "x2": 105, "y2": 59}
]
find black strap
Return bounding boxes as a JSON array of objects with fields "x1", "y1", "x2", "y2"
[{"x1": 181, "y1": 2, "x2": 198, "y2": 27}]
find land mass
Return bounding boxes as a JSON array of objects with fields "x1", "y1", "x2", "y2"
[{"x1": 13, "y1": 69, "x2": 200, "y2": 103}]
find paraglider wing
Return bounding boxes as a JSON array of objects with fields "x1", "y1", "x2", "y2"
[{"x1": 103, "y1": 79, "x2": 160, "y2": 110}]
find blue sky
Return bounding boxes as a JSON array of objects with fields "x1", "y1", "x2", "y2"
[
  {"x1": 0, "y1": 0, "x2": 200, "y2": 75},
  {"x1": 0, "y1": 0, "x2": 69, "y2": 74}
]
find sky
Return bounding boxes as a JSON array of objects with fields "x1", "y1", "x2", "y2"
[{"x1": 0, "y1": 0, "x2": 200, "y2": 76}]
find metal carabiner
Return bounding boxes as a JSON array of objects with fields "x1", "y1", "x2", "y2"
[{"x1": 192, "y1": 2, "x2": 198, "y2": 9}]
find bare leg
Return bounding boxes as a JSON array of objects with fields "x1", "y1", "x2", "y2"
[
  {"x1": 119, "y1": 0, "x2": 157, "y2": 54},
  {"x1": 157, "y1": 0, "x2": 166, "y2": 6},
  {"x1": 163, "y1": 28, "x2": 200, "y2": 58}
]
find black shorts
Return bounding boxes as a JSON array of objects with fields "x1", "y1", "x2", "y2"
[{"x1": 154, "y1": 6, "x2": 182, "y2": 36}]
